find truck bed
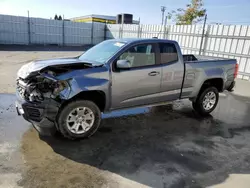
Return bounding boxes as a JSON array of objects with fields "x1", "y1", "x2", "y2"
[
  {"x1": 183, "y1": 54, "x2": 236, "y2": 63},
  {"x1": 181, "y1": 54, "x2": 237, "y2": 99}
]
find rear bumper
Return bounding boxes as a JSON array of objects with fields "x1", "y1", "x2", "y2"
[{"x1": 16, "y1": 92, "x2": 60, "y2": 136}]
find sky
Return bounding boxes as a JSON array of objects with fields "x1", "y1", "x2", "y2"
[{"x1": 0, "y1": 0, "x2": 250, "y2": 25}]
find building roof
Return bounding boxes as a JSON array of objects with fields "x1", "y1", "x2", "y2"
[
  {"x1": 71, "y1": 14, "x2": 116, "y2": 21},
  {"x1": 70, "y1": 14, "x2": 139, "y2": 24}
]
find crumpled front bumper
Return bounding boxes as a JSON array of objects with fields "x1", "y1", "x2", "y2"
[{"x1": 16, "y1": 92, "x2": 61, "y2": 136}]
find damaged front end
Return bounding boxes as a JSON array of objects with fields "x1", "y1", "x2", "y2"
[
  {"x1": 16, "y1": 72, "x2": 70, "y2": 135},
  {"x1": 16, "y1": 60, "x2": 95, "y2": 136},
  {"x1": 17, "y1": 72, "x2": 69, "y2": 103}
]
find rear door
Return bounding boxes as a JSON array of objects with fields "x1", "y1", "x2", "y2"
[
  {"x1": 111, "y1": 43, "x2": 162, "y2": 109},
  {"x1": 158, "y1": 42, "x2": 184, "y2": 101}
]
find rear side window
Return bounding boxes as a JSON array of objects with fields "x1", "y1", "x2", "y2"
[{"x1": 159, "y1": 43, "x2": 178, "y2": 64}]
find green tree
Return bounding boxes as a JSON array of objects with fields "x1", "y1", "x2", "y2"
[
  {"x1": 173, "y1": 0, "x2": 206, "y2": 25},
  {"x1": 54, "y1": 14, "x2": 58, "y2": 20},
  {"x1": 58, "y1": 15, "x2": 62, "y2": 20}
]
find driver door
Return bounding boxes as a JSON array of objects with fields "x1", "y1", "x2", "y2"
[{"x1": 111, "y1": 43, "x2": 162, "y2": 110}]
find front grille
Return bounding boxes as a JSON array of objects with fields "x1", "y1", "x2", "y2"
[{"x1": 26, "y1": 107, "x2": 41, "y2": 120}]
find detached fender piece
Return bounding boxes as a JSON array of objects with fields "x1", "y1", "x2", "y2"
[
  {"x1": 66, "y1": 77, "x2": 109, "y2": 98},
  {"x1": 54, "y1": 66, "x2": 111, "y2": 110},
  {"x1": 227, "y1": 81, "x2": 235, "y2": 92}
]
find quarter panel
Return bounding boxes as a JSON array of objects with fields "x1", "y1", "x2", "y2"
[{"x1": 182, "y1": 59, "x2": 236, "y2": 98}]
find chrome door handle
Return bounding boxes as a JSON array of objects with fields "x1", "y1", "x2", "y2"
[{"x1": 148, "y1": 71, "x2": 160, "y2": 76}]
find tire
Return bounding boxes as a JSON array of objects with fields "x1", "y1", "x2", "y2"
[
  {"x1": 192, "y1": 87, "x2": 219, "y2": 116},
  {"x1": 57, "y1": 100, "x2": 101, "y2": 140}
]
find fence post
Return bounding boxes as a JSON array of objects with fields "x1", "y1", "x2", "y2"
[
  {"x1": 121, "y1": 16, "x2": 124, "y2": 38},
  {"x1": 119, "y1": 25, "x2": 122, "y2": 38},
  {"x1": 27, "y1": 11, "x2": 31, "y2": 45},
  {"x1": 202, "y1": 25, "x2": 211, "y2": 55},
  {"x1": 104, "y1": 21, "x2": 107, "y2": 41},
  {"x1": 120, "y1": 24, "x2": 124, "y2": 38},
  {"x1": 137, "y1": 18, "x2": 141, "y2": 38},
  {"x1": 165, "y1": 25, "x2": 170, "y2": 39},
  {"x1": 140, "y1": 25, "x2": 143, "y2": 38},
  {"x1": 163, "y1": 16, "x2": 167, "y2": 39},
  {"x1": 137, "y1": 24, "x2": 141, "y2": 38},
  {"x1": 91, "y1": 22, "x2": 94, "y2": 45},
  {"x1": 163, "y1": 26, "x2": 166, "y2": 39},
  {"x1": 199, "y1": 14, "x2": 207, "y2": 55},
  {"x1": 62, "y1": 15, "x2": 65, "y2": 46}
]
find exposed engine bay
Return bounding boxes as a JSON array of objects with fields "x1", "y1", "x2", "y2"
[
  {"x1": 17, "y1": 62, "x2": 94, "y2": 102},
  {"x1": 17, "y1": 72, "x2": 68, "y2": 102},
  {"x1": 24, "y1": 76, "x2": 54, "y2": 101}
]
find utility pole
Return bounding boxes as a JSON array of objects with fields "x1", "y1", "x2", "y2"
[
  {"x1": 199, "y1": 14, "x2": 207, "y2": 55},
  {"x1": 161, "y1": 6, "x2": 166, "y2": 25},
  {"x1": 164, "y1": 15, "x2": 167, "y2": 26},
  {"x1": 163, "y1": 15, "x2": 168, "y2": 39}
]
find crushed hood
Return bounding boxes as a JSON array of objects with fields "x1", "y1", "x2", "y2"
[{"x1": 17, "y1": 58, "x2": 102, "y2": 79}]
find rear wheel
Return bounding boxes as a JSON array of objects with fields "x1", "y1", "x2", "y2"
[
  {"x1": 192, "y1": 87, "x2": 219, "y2": 116},
  {"x1": 57, "y1": 100, "x2": 101, "y2": 140}
]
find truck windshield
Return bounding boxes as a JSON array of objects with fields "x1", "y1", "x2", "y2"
[{"x1": 79, "y1": 40, "x2": 126, "y2": 64}]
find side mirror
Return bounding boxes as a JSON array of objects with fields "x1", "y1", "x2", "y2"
[{"x1": 117, "y1": 59, "x2": 131, "y2": 69}]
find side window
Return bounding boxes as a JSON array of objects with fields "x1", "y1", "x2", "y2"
[
  {"x1": 159, "y1": 43, "x2": 178, "y2": 64},
  {"x1": 119, "y1": 44, "x2": 156, "y2": 68}
]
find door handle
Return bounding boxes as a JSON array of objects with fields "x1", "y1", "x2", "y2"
[{"x1": 148, "y1": 71, "x2": 160, "y2": 76}]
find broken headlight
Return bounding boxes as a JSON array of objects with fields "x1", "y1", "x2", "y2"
[{"x1": 53, "y1": 80, "x2": 69, "y2": 95}]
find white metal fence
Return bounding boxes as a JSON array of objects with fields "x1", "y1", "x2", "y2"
[
  {"x1": 1, "y1": 14, "x2": 250, "y2": 80},
  {"x1": 0, "y1": 14, "x2": 104, "y2": 46},
  {"x1": 107, "y1": 24, "x2": 250, "y2": 80}
]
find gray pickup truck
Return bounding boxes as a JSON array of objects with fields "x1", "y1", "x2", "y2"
[{"x1": 16, "y1": 38, "x2": 238, "y2": 139}]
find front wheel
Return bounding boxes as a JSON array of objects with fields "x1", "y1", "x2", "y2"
[
  {"x1": 57, "y1": 100, "x2": 101, "y2": 140},
  {"x1": 192, "y1": 87, "x2": 219, "y2": 116}
]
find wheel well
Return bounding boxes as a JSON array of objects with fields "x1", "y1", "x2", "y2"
[
  {"x1": 201, "y1": 78, "x2": 224, "y2": 92},
  {"x1": 66, "y1": 90, "x2": 106, "y2": 112}
]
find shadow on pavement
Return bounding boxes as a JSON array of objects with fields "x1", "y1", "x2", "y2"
[
  {"x1": 41, "y1": 106, "x2": 213, "y2": 187},
  {"x1": 11, "y1": 91, "x2": 248, "y2": 188},
  {"x1": 39, "y1": 93, "x2": 250, "y2": 187}
]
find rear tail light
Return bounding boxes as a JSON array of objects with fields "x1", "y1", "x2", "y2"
[{"x1": 234, "y1": 63, "x2": 239, "y2": 78}]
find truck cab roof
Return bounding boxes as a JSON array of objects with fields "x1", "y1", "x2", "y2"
[{"x1": 109, "y1": 38, "x2": 178, "y2": 45}]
